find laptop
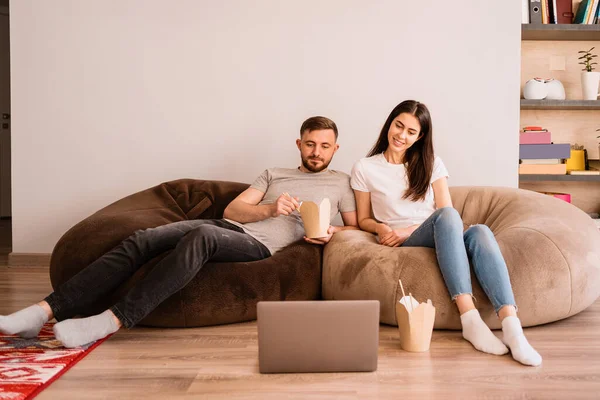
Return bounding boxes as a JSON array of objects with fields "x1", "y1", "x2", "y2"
[{"x1": 257, "y1": 300, "x2": 380, "y2": 373}]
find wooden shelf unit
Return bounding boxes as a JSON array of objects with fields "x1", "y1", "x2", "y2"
[
  {"x1": 519, "y1": 160, "x2": 600, "y2": 182},
  {"x1": 519, "y1": 20, "x2": 600, "y2": 213},
  {"x1": 522, "y1": 24, "x2": 600, "y2": 41},
  {"x1": 520, "y1": 99, "x2": 600, "y2": 110}
]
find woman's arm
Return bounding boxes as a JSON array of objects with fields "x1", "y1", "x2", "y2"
[
  {"x1": 432, "y1": 177, "x2": 453, "y2": 209},
  {"x1": 354, "y1": 190, "x2": 390, "y2": 236},
  {"x1": 381, "y1": 178, "x2": 450, "y2": 246},
  {"x1": 355, "y1": 189, "x2": 419, "y2": 247}
]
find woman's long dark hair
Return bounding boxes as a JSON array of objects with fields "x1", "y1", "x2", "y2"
[{"x1": 367, "y1": 100, "x2": 434, "y2": 202}]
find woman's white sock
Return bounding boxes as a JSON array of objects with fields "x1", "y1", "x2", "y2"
[
  {"x1": 461, "y1": 309, "x2": 509, "y2": 355},
  {"x1": 502, "y1": 316, "x2": 542, "y2": 367}
]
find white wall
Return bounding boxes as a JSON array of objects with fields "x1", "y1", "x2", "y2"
[{"x1": 11, "y1": 1, "x2": 521, "y2": 253}]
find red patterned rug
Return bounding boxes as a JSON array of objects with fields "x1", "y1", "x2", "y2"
[{"x1": 0, "y1": 323, "x2": 109, "y2": 400}]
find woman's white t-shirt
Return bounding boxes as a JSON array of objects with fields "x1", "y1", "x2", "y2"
[{"x1": 350, "y1": 153, "x2": 449, "y2": 229}]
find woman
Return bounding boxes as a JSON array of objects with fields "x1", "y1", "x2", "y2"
[{"x1": 351, "y1": 100, "x2": 541, "y2": 366}]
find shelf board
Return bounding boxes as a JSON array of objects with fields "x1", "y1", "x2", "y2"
[
  {"x1": 522, "y1": 24, "x2": 600, "y2": 41},
  {"x1": 520, "y1": 99, "x2": 600, "y2": 110},
  {"x1": 519, "y1": 174, "x2": 600, "y2": 182},
  {"x1": 519, "y1": 160, "x2": 600, "y2": 182}
]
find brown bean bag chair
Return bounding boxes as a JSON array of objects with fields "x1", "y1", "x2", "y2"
[
  {"x1": 322, "y1": 186, "x2": 600, "y2": 329},
  {"x1": 50, "y1": 179, "x2": 322, "y2": 328}
]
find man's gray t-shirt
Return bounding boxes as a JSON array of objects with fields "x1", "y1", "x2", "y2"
[{"x1": 226, "y1": 168, "x2": 356, "y2": 255}]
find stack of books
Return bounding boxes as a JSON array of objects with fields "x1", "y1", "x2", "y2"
[
  {"x1": 522, "y1": 0, "x2": 600, "y2": 24},
  {"x1": 573, "y1": 0, "x2": 600, "y2": 24},
  {"x1": 519, "y1": 127, "x2": 569, "y2": 175}
]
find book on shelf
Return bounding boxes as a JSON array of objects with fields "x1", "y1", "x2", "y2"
[
  {"x1": 520, "y1": 131, "x2": 551, "y2": 144},
  {"x1": 557, "y1": 0, "x2": 574, "y2": 23},
  {"x1": 538, "y1": 191, "x2": 571, "y2": 203},
  {"x1": 574, "y1": 0, "x2": 600, "y2": 24},
  {"x1": 519, "y1": 163, "x2": 567, "y2": 174},
  {"x1": 522, "y1": 126, "x2": 547, "y2": 132},
  {"x1": 523, "y1": 0, "x2": 530, "y2": 23},
  {"x1": 593, "y1": 0, "x2": 600, "y2": 23},
  {"x1": 591, "y1": 0, "x2": 600, "y2": 23},
  {"x1": 568, "y1": 168, "x2": 600, "y2": 175},
  {"x1": 529, "y1": 0, "x2": 543, "y2": 24},
  {"x1": 521, "y1": 158, "x2": 562, "y2": 164},
  {"x1": 519, "y1": 143, "x2": 571, "y2": 159},
  {"x1": 548, "y1": 0, "x2": 558, "y2": 23},
  {"x1": 525, "y1": 0, "x2": 574, "y2": 24}
]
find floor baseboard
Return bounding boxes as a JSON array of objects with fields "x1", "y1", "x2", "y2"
[{"x1": 5, "y1": 253, "x2": 51, "y2": 266}]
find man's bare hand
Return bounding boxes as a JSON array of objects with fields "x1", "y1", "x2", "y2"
[
  {"x1": 304, "y1": 226, "x2": 338, "y2": 245},
  {"x1": 271, "y1": 193, "x2": 300, "y2": 217}
]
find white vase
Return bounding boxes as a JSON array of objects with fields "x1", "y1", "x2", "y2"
[
  {"x1": 523, "y1": 78, "x2": 548, "y2": 100},
  {"x1": 581, "y1": 72, "x2": 600, "y2": 100},
  {"x1": 545, "y1": 79, "x2": 566, "y2": 100}
]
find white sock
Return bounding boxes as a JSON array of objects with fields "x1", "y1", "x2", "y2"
[
  {"x1": 53, "y1": 310, "x2": 119, "y2": 348},
  {"x1": 502, "y1": 316, "x2": 542, "y2": 367},
  {"x1": 0, "y1": 304, "x2": 49, "y2": 338},
  {"x1": 461, "y1": 309, "x2": 509, "y2": 355}
]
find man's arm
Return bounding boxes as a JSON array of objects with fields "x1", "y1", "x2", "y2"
[
  {"x1": 338, "y1": 210, "x2": 359, "y2": 230},
  {"x1": 223, "y1": 187, "x2": 300, "y2": 224}
]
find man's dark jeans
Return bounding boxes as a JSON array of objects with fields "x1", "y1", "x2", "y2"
[{"x1": 45, "y1": 219, "x2": 271, "y2": 328}]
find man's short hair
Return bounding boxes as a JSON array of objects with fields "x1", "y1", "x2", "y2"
[{"x1": 300, "y1": 116, "x2": 338, "y2": 140}]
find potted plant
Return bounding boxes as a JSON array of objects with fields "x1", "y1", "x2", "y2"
[
  {"x1": 597, "y1": 128, "x2": 600, "y2": 159},
  {"x1": 579, "y1": 47, "x2": 599, "y2": 100}
]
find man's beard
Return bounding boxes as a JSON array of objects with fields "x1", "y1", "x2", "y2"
[{"x1": 301, "y1": 156, "x2": 330, "y2": 173}]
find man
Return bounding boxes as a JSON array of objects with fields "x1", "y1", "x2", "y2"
[{"x1": 0, "y1": 116, "x2": 357, "y2": 348}]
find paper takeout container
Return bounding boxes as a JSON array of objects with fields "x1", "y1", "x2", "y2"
[
  {"x1": 395, "y1": 294, "x2": 436, "y2": 352},
  {"x1": 299, "y1": 198, "x2": 330, "y2": 238}
]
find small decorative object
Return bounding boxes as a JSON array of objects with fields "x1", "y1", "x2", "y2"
[
  {"x1": 579, "y1": 47, "x2": 599, "y2": 100},
  {"x1": 544, "y1": 79, "x2": 566, "y2": 100},
  {"x1": 523, "y1": 78, "x2": 548, "y2": 99},
  {"x1": 523, "y1": 78, "x2": 566, "y2": 100},
  {"x1": 566, "y1": 143, "x2": 586, "y2": 171},
  {"x1": 597, "y1": 128, "x2": 600, "y2": 159}
]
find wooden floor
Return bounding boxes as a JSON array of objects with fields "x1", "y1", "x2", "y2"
[{"x1": 1, "y1": 259, "x2": 599, "y2": 399}]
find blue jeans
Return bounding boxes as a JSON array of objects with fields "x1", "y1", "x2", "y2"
[
  {"x1": 45, "y1": 219, "x2": 271, "y2": 328},
  {"x1": 402, "y1": 207, "x2": 516, "y2": 313}
]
